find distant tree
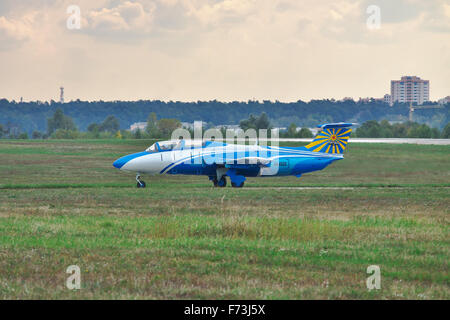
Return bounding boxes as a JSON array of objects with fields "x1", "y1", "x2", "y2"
[
  {"x1": 32, "y1": 131, "x2": 42, "y2": 139},
  {"x1": 255, "y1": 112, "x2": 271, "y2": 130},
  {"x1": 408, "y1": 123, "x2": 431, "y2": 138},
  {"x1": 239, "y1": 112, "x2": 271, "y2": 131},
  {"x1": 356, "y1": 120, "x2": 441, "y2": 138},
  {"x1": 99, "y1": 115, "x2": 120, "y2": 133},
  {"x1": 47, "y1": 108, "x2": 77, "y2": 135},
  {"x1": 298, "y1": 127, "x2": 313, "y2": 138},
  {"x1": 441, "y1": 123, "x2": 450, "y2": 138},
  {"x1": 286, "y1": 123, "x2": 298, "y2": 137},
  {"x1": 391, "y1": 123, "x2": 408, "y2": 138},
  {"x1": 86, "y1": 123, "x2": 100, "y2": 138},
  {"x1": 368, "y1": 122, "x2": 383, "y2": 138},
  {"x1": 146, "y1": 112, "x2": 161, "y2": 138},
  {"x1": 1, "y1": 99, "x2": 448, "y2": 136},
  {"x1": 239, "y1": 114, "x2": 258, "y2": 131},
  {"x1": 0, "y1": 124, "x2": 3, "y2": 138},
  {"x1": 18, "y1": 132, "x2": 28, "y2": 139},
  {"x1": 115, "y1": 131, "x2": 122, "y2": 139},
  {"x1": 87, "y1": 123, "x2": 100, "y2": 133},
  {"x1": 157, "y1": 118, "x2": 181, "y2": 137},
  {"x1": 356, "y1": 120, "x2": 382, "y2": 138},
  {"x1": 379, "y1": 120, "x2": 393, "y2": 138},
  {"x1": 430, "y1": 127, "x2": 440, "y2": 139},
  {"x1": 134, "y1": 128, "x2": 142, "y2": 139}
]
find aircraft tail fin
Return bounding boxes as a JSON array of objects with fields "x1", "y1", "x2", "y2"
[{"x1": 305, "y1": 123, "x2": 354, "y2": 154}]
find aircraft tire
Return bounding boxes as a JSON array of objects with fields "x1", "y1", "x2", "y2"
[
  {"x1": 231, "y1": 182, "x2": 244, "y2": 188},
  {"x1": 218, "y1": 177, "x2": 227, "y2": 188},
  {"x1": 137, "y1": 181, "x2": 146, "y2": 188}
]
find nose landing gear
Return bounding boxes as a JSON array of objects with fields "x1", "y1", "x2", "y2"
[{"x1": 136, "y1": 174, "x2": 146, "y2": 188}]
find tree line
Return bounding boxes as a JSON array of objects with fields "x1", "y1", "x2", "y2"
[
  {"x1": 1, "y1": 98, "x2": 449, "y2": 136},
  {"x1": 1, "y1": 108, "x2": 448, "y2": 140},
  {"x1": 354, "y1": 120, "x2": 450, "y2": 139}
]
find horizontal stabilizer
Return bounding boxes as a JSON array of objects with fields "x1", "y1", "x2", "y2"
[{"x1": 317, "y1": 122, "x2": 355, "y2": 129}]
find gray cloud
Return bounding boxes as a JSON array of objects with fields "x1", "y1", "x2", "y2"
[
  {"x1": 0, "y1": 15, "x2": 33, "y2": 50},
  {"x1": 0, "y1": 0, "x2": 448, "y2": 101},
  {"x1": 361, "y1": 0, "x2": 423, "y2": 23}
]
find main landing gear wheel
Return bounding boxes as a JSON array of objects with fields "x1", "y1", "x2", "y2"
[
  {"x1": 231, "y1": 182, "x2": 245, "y2": 188},
  {"x1": 136, "y1": 174, "x2": 146, "y2": 188},
  {"x1": 217, "y1": 176, "x2": 227, "y2": 188}
]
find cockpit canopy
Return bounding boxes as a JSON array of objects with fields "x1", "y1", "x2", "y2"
[
  {"x1": 146, "y1": 143, "x2": 158, "y2": 153},
  {"x1": 146, "y1": 140, "x2": 178, "y2": 153},
  {"x1": 145, "y1": 140, "x2": 206, "y2": 153}
]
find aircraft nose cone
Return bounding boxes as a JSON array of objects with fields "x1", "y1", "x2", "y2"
[
  {"x1": 113, "y1": 157, "x2": 127, "y2": 169},
  {"x1": 113, "y1": 151, "x2": 149, "y2": 170}
]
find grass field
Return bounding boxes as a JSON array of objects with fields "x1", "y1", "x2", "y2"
[{"x1": 0, "y1": 139, "x2": 448, "y2": 299}]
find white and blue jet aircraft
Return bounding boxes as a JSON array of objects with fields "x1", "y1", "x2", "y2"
[{"x1": 113, "y1": 123, "x2": 353, "y2": 188}]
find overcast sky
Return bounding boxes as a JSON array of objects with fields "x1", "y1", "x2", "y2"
[{"x1": 0, "y1": 0, "x2": 449, "y2": 102}]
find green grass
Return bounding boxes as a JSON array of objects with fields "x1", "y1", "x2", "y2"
[{"x1": 0, "y1": 140, "x2": 448, "y2": 299}]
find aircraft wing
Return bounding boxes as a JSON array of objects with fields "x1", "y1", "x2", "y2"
[
  {"x1": 226, "y1": 157, "x2": 271, "y2": 168},
  {"x1": 203, "y1": 155, "x2": 272, "y2": 168}
]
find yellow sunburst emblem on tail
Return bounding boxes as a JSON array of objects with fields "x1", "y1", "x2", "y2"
[{"x1": 305, "y1": 127, "x2": 352, "y2": 154}]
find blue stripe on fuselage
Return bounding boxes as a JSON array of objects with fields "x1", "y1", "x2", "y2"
[{"x1": 113, "y1": 151, "x2": 149, "y2": 169}]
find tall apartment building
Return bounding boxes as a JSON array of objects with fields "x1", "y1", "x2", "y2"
[{"x1": 390, "y1": 76, "x2": 429, "y2": 105}]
